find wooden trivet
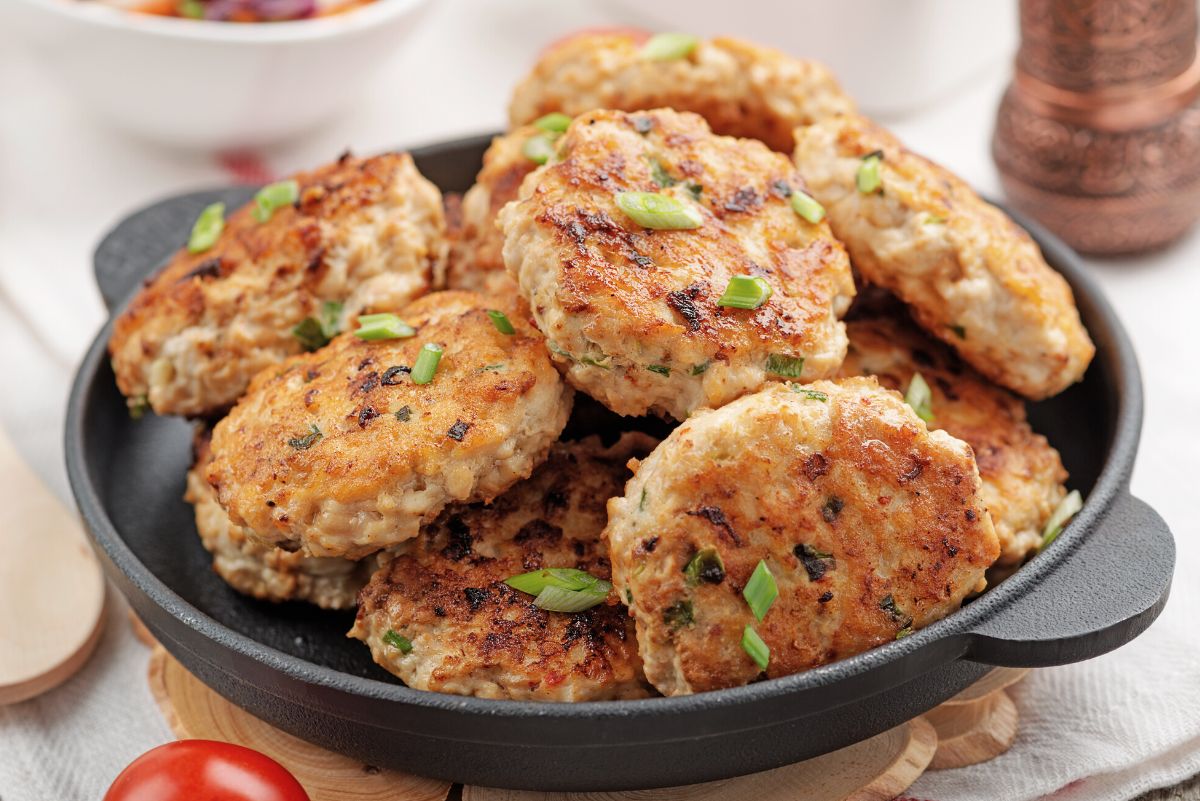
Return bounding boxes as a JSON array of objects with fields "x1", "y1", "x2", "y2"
[
  {"x1": 141, "y1": 625, "x2": 1026, "y2": 799},
  {"x1": 0, "y1": 426, "x2": 106, "y2": 705},
  {"x1": 147, "y1": 646, "x2": 451, "y2": 801}
]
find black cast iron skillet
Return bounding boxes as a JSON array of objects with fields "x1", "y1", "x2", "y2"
[{"x1": 69, "y1": 133, "x2": 1175, "y2": 791}]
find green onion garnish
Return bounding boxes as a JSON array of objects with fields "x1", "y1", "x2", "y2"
[
  {"x1": 411, "y1": 343, "x2": 443, "y2": 385},
  {"x1": 252, "y1": 179, "x2": 300, "y2": 223},
  {"x1": 487, "y1": 309, "x2": 515, "y2": 335},
  {"x1": 691, "y1": 361, "x2": 711, "y2": 376},
  {"x1": 924, "y1": 213, "x2": 948, "y2": 225},
  {"x1": 743, "y1": 560, "x2": 778, "y2": 621},
  {"x1": 287, "y1": 424, "x2": 322, "y2": 450},
  {"x1": 766, "y1": 353, "x2": 805, "y2": 378},
  {"x1": 292, "y1": 300, "x2": 343, "y2": 351},
  {"x1": 354, "y1": 313, "x2": 415, "y2": 341},
  {"x1": 641, "y1": 32, "x2": 699, "y2": 61},
  {"x1": 187, "y1": 202, "x2": 225, "y2": 253},
  {"x1": 383, "y1": 630, "x2": 413, "y2": 653},
  {"x1": 649, "y1": 159, "x2": 677, "y2": 188},
  {"x1": 1040, "y1": 489, "x2": 1083, "y2": 550},
  {"x1": 394, "y1": 405, "x2": 412, "y2": 422},
  {"x1": 790, "y1": 385, "x2": 828, "y2": 401},
  {"x1": 716, "y1": 275, "x2": 773, "y2": 310},
  {"x1": 129, "y1": 395, "x2": 150, "y2": 420},
  {"x1": 522, "y1": 133, "x2": 557, "y2": 165},
  {"x1": 857, "y1": 151, "x2": 883, "y2": 194},
  {"x1": 741, "y1": 625, "x2": 769, "y2": 670},
  {"x1": 684, "y1": 547, "x2": 725, "y2": 586},
  {"x1": 615, "y1": 191, "x2": 703, "y2": 230},
  {"x1": 506, "y1": 567, "x2": 609, "y2": 595},
  {"x1": 533, "y1": 112, "x2": 572, "y2": 133},
  {"x1": 506, "y1": 568, "x2": 612, "y2": 613},
  {"x1": 532, "y1": 585, "x2": 609, "y2": 613},
  {"x1": 178, "y1": 0, "x2": 204, "y2": 18},
  {"x1": 896, "y1": 627, "x2": 913, "y2": 640},
  {"x1": 789, "y1": 191, "x2": 826, "y2": 224},
  {"x1": 647, "y1": 364, "x2": 671, "y2": 376},
  {"x1": 905, "y1": 372, "x2": 934, "y2": 423}
]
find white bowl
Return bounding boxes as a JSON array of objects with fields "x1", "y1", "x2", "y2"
[{"x1": 5, "y1": 0, "x2": 431, "y2": 149}]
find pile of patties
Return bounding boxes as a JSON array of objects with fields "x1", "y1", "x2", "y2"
[{"x1": 109, "y1": 31, "x2": 1094, "y2": 701}]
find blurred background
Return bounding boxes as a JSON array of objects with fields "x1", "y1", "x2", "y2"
[{"x1": 0, "y1": 2, "x2": 1197, "y2": 800}]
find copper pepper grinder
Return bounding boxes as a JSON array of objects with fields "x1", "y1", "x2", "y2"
[{"x1": 993, "y1": 0, "x2": 1200, "y2": 254}]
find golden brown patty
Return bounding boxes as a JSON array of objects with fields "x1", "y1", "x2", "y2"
[
  {"x1": 793, "y1": 114, "x2": 1094, "y2": 399},
  {"x1": 350, "y1": 436, "x2": 654, "y2": 701},
  {"x1": 206, "y1": 291, "x2": 573, "y2": 559},
  {"x1": 839, "y1": 312, "x2": 1068, "y2": 565},
  {"x1": 500, "y1": 108, "x2": 855, "y2": 420},
  {"x1": 187, "y1": 429, "x2": 374, "y2": 609},
  {"x1": 445, "y1": 127, "x2": 539, "y2": 298},
  {"x1": 508, "y1": 33, "x2": 853, "y2": 152},
  {"x1": 110, "y1": 152, "x2": 445, "y2": 417},
  {"x1": 605, "y1": 378, "x2": 999, "y2": 696}
]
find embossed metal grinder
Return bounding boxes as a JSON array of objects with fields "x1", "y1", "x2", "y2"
[{"x1": 993, "y1": 0, "x2": 1200, "y2": 254}]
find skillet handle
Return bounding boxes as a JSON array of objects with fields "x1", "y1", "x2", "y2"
[{"x1": 965, "y1": 493, "x2": 1174, "y2": 667}]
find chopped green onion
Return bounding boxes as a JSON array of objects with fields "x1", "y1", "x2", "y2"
[
  {"x1": 663, "y1": 599, "x2": 694, "y2": 630},
  {"x1": 252, "y1": 179, "x2": 300, "y2": 223},
  {"x1": 615, "y1": 191, "x2": 703, "y2": 230},
  {"x1": 533, "y1": 584, "x2": 609, "y2": 613},
  {"x1": 411, "y1": 343, "x2": 443, "y2": 385},
  {"x1": 857, "y1": 151, "x2": 883, "y2": 194},
  {"x1": 293, "y1": 300, "x2": 343, "y2": 351},
  {"x1": 641, "y1": 32, "x2": 699, "y2": 61},
  {"x1": 383, "y1": 630, "x2": 413, "y2": 654},
  {"x1": 691, "y1": 361, "x2": 711, "y2": 376},
  {"x1": 394, "y1": 405, "x2": 412, "y2": 422},
  {"x1": 790, "y1": 385, "x2": 828, "y2": 401},
  {"x1": 533, "y1": 112, "x2": 572, "y2": 134},
  {"x1": 129, "y1": 395, "x2": 150, "y2": 420},
  {"x1": 743, "y1": 560, "x2": 778, "y2": 621},
  {"x1": 486, "y1": 309, "x2": 515, "y2": 335},
  {"x1": 649, "y1": 158, "x2": 677, "y2": 188},
  {"x1": 178, "y1": 0, "x2": 204, "y2": 18},
  {"x1": 639, "y1": 487, "x2": 648, "y2": 511},
  {"x1": 354, "y1": 313, "x2": 416, "y2": 341},
  {"x1": 684, "y1": 547, "x2": 725, "y2": 586},
  {"x1": 684, "y1": 182, "x2": 703, "y2": 201},
  {"x1": 905, "y1": 372, "x2": 934, "y2": 423},
  {"x1": 1040, "y1": 489, "x2": 1083, "y2": 550},
  {"x1": 480, "y1": 363, "x2": 505, "y2": 372},
  {"x1": 187, "y1": 202, "x2": 225, "y2": 253},
  {"x1": 522, "y1": 133, "x2": 557, "y2": 165},
  {"x1": 505, "y1": 567, "x2": 610, "y2": 595},
  {"x1": 581, "y1": 354, "x2": 613, "y2": 369},
  {"x1": 741, "y1": 625, "x2": 769, "y2": 670},
  {"x1": 896, "y1": 627, "x2": 914, "y2": 640},
  {"x1": 924, "y1": 212, "x2": 948, "y2": 225},
  {"x1": 647, "y1": 364, "x2": 671, "y2": 376},
  {"x1": 287, "y1": 424, "x2": 322, "y2": 450},
  {"x1": 766, "y1": 353, "x2": 805, "y2": 378},
  {"x1": 717, "y1": 275, "x2": 773, "y2": 310},
  {"x1": 789, "y1": 191, "x2": 826, "y2": 224}
]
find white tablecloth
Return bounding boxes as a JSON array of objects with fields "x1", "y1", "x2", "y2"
[{"x1": 1, "y1": 2, "x2": 1197, "y2": 799}]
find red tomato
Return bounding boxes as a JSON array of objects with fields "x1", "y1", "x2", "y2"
[{"x1": 104, "y1": 740, "x2": 310, "y2": 801}]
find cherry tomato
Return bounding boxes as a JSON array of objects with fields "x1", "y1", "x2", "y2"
[{"x1": 104, "y1": 740, "x2": 310, "y2": 801}]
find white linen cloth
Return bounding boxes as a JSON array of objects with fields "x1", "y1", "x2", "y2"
[{"x1": 0, "y1": 2, "x2": 1196, "y2": 799}]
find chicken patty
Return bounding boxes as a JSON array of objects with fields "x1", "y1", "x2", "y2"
[
  {"x1": 793, "y1": 114, "x2": 1094, "y2": 399},
  {"x1": 605, "y1": 378, "x2": 999, "y2": 696},
  {"x1": 187, "y1": 429, "x2": 374, "y2": 609},
  {"x1": 350, "y1": 436, "x2": 653, "y2": 701},
  {"x1": 839, "y1": 312, "x2": 1068, "y2": 565},
  {"x1": 110, "y1": 152, "x2": 445, "y2": 417},
  {"x1": 445, "y1": 127, "x2": 540, "y2": 298},
  {"x1": 500, "y1": 108, "x2": 855, "y2": 420},
  {"x1": 206, "y1": 291, "x2": 573, "y2": 559},
  {"x1": 509, "y1": 33, "x2": 853, "y2": 153}
]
